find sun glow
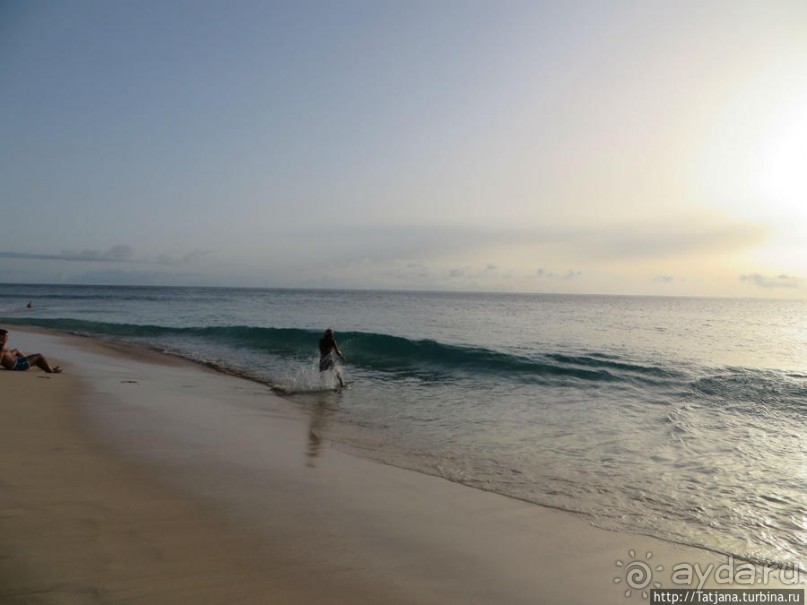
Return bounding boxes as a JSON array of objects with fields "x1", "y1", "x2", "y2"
[
  {"x1": 756, "y1": 101, "x2": 807, "y2": 224},
  {"x1": 696, "y1": 79, "x2": 807, "y2": 231}
]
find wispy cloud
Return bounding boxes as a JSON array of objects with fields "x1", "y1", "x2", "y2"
[
  {"x1": 0, "y1": 245, "x2": 134, "y2": 262},
  {"x1": 156, "y1": 250, "x2": 213, "y2": 265},
  {"x1": 577, "y1": 222, "x2": 767, "y2": 261},
  {"x1": 535, "y1": 268, "x2": 583, "y2": 280},
  {"x1": 70, "y1": 269, "x2": 211, "y2": 286},
  {"x1": 300, "y1": 217, "x2": 766, "y2": 271},
  {"x1": 306, "y1": 225, "x2": 546, "y2": 264},
  {"x1": 740, "y1": 273, "x2": 801, "y2": 289},
  {"x1": 0, "y1": 246, "x2": 210, "y2": 266}
]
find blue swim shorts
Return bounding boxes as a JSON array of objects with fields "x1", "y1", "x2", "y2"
[{"x1": 13, "y1": 357, "x2": 30, "y2": 371}]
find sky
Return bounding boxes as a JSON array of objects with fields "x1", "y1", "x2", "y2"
[{"x1": 1, "y1": 0, "x2": 806, "y2": 297}]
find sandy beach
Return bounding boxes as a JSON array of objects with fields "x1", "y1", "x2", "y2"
[
  {"x1": 1, "y1": 329, "x2": 799, "y2": 604},
  {"x1": 0, "y1": 333, "x2": 378, "y2": 605}
]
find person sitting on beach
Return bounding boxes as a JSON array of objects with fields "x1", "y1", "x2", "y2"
[
  {"x1": 0, "y1": 329, "x2": 62, "y2": 373},
  {"x1": 318, "y1": 328, "x2": 345, "y2": 387}
]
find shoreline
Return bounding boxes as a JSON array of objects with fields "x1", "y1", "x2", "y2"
[
  {"x1": 0, "y1": 331, "x2": 393, "y2": 604},
  {"x1": 1, "y1": 328, "x2": 801, "y2": 604}
]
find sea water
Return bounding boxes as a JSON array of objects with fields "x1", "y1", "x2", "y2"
[{"x1": 1, "y1": 284, "x2": 804, "y2": 569}]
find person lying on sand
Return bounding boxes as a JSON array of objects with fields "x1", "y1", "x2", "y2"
[{"x1": 0, "y1": 328, "x2": 62, "y2": 373}]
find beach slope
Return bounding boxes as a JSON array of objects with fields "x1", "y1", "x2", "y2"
[{"x1": 1, "y1": 330, "x2": 797, "y2": 604}]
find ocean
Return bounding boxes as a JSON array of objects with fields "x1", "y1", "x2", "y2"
[{"x1": 1, "y1": 283, "x2": 804, "y2": 571}]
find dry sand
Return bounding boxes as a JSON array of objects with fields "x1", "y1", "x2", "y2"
[{"x1": 1, "y1": 330, "x2": 799, "y2": 604}]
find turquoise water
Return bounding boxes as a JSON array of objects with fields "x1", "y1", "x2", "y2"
[{"x1": 1, "y1": 284, "x2": 805, "y2": 569}]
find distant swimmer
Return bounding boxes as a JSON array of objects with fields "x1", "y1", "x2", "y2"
[
  {"x1": 26, "y1": 301, "x2": 33, "y2": 309},
  {"x1": 318, "y1": 328, "x2": 345, "y2": 388},
  {"x1": 0, "y1": 328, "x2": 62, "y2": 373}
]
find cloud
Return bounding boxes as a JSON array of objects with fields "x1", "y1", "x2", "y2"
[
  {"x1": 382, "y1": 262, "x2": 432, "y2": 281},
  {"x1": 578, "y1": 221, "x2": 767, "y2": 260},
  {"x1": 300, "y1": 217, "x2": 767, "y2": 274},
  {"x1": 535, "y1": 268, "x2": 582, "y2": 280},
  {"x1": 0, "y1": 246, "x2": 211, "y2": 267},
  {"x1": 302, "y1": 224, "x2": 561, "y2": 265},
  {"x1": 0, "y1": 245, "x2": 134, "y2": 262},
  {"x1": 653, "y1": 275, "x2": 674, "y2": 283},
  {"x1": 447, "y1": 263, "x2": 510, "y2": 281},
  {"x1": 62, "y1": 245, "x2": 134, "y2": 261},
  {"x1": 156, "y1": 250, "x2": 213, "y2": 265},
  {"x1": 69, "y1": 269, "x2": 211, "y2": 286},
  {"x1": 739, "y1": 273, "x2": 800, "y2": 289}
]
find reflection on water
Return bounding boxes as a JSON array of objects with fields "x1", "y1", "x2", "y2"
[{"x1": 304, "y1": 392, "x2": 342, "y2": 467}]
